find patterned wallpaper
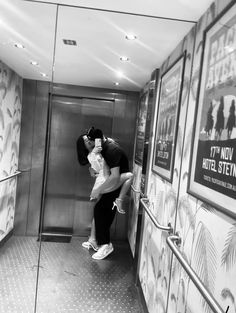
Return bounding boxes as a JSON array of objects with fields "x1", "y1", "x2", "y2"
[
  {"x1": 0, "y1": 60, "x2": 22, "y2": 241},
  {"x1": 136, "y1": 0, "x2": 236, "y2": 313},
  {"x1": 137, "y1": 21, "x2": 195, "y2": 313},
  {"x1": 168, "y1": 1, "x2": 236, "y2": 313}
]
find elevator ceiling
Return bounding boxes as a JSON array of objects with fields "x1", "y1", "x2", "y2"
[{"x1": 0, "y1": 0, "x2": 214, "y2": 91}]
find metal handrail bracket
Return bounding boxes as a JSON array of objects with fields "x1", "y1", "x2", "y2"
[
  {"x1": 0, "y1": 171, "x2": 21, "y2": 183},
  {"x1": 167, "y1": 235, "x2": 225, "y2": 313},
  {"x1": 140, "y1": 197, "x2": 173, "y2": 233}
]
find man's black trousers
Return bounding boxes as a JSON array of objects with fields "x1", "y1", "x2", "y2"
[{"x1": 94, "y1": 187, "x2": 121, "y2": 245}]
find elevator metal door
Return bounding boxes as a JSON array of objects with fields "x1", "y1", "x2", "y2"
[{"x1": 42, "y1": 95, "x2": 114, "y2": 236}]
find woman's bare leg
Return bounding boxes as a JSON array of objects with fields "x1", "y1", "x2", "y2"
[
  {"x1": 90, "y1": 218, "x2": 96, "y2": 240},
  {"x1": 118, "y1": 172, "x2": 133, "y2": 199},
  {"x1": 113, "y1": 172, "x2": 133, "y2": 214}
]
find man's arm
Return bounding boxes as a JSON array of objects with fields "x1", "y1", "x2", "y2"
[{"x1": 90, "y1": 167, "x2": 121, "y2": 198}]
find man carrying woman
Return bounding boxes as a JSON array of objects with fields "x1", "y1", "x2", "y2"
[{"x1": 76, "y1": 127, "x2": 132, "y2": 260}]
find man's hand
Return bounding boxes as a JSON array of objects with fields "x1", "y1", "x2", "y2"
[
  {"x1": 89, "y1": 167, "x2": 98, "y2": 177},
  {"x1": 96, "y1": 167, "x2": 120, "y2": 194}
]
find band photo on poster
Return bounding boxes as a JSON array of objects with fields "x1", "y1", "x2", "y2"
[
  {"x1": 188, "y1": 1, "x2": 236, "y2": 217},
  {"x1": 152, "y1": 52, "x2": 185, "y2": 182}
]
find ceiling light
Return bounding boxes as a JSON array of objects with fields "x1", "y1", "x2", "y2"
[
  {"x1": 120, "y1": 56, "x2": 129, "y2": 62},
  {"x1": 40, "y1": 72, "x2": 48, "y2": 77},
  {"x1": 30, "y1": 61, "x2": 39, "y2": 66},
  {"x1": 116, "y1": 71, "x2": 124, "y2": 78},
  {"x1": 125, "y1": 34, "x2": 137, "y2": 41},
  {"x1": 114, "y1": 82, "x2": 120, "y2": 86},
  {"x1": 14, "y1": 43, "x2": 25, "y2": 49}
]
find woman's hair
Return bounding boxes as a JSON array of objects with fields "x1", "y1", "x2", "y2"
[
  {"x1": 76, "y1": 127, "x2": 104, "y2": 165},
  {"x1": 76, "y1": 134, "x2": 89, "y2": 165}
]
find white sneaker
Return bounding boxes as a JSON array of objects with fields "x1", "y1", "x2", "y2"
[
  {"x1": 92, "y1": 243, "x2": 114, "y2": 260},
  {"x1": 82, "y1": 238, "x2": 99, "y2": 251}
]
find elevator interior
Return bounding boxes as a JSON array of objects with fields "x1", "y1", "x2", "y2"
[{"x1": 0, "y1": 1, "x2": 221, "y2": 313}]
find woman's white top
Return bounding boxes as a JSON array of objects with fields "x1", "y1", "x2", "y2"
[{"x1": 87, "y1": 149, "x2": 110, "y2": 190}]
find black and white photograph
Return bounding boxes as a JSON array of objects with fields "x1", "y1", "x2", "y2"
[{"x1": 0, "y1": 1, "x2": 235, "y2": 313}]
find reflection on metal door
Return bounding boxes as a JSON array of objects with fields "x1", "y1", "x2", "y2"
[{"x1": 42, "y1": 95, "x2": 114, "y2": 237}]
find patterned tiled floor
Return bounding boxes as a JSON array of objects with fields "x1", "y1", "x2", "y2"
[
  {"x1": 0, "y1": 236, "x2": 39, "y2": 313},
  {"x1": 0, "y1": 236, "x2": 145, "y2": 313}
]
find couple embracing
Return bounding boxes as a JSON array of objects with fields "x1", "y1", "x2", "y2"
[{"x1": 77, "y1": 127, "x2": 133, "y2": 260}]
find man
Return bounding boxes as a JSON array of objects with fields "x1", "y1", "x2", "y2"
[{"x1": 77, "y1": 127, "x2": 130, "y2": 260}]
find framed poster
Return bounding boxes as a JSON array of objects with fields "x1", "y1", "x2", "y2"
[
  {"x1": 152, "y1": 52, "x2": 185, "y2": 182},
  {"x1": 134, "y1": 91, "x2": 148, "y2": 165},
  {"x1": 188, "y1": 1, "x2": 236, "y2": 218}
]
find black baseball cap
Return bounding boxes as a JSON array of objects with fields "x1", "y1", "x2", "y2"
[{"x1": 87, "y1": 127, "x2": 103, "y2": 141}]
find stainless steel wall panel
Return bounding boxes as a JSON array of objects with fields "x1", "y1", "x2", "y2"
[
  {"x1": 124, "y1": 93, "x2": 139, "y2": 161},
  {"x1": 73, "y1": 200, "x2": 94, "y2": 237},
  {"x1": 15, "y1": 80, "x2": 50, "y2": 235},
  {"x1": 112, "y1": 93, "x2": 139, "y2": 162},
  {"x1": 14, "y1": 172, "x2": 30, "y2": 234},
  {"x1": 15, "y1": 80, "x2": 36, "y2": 235},
  {"x1": 43, "y1": 97, "x2": 82, "y2": 231},
  {"x1": 27, "y1": 81, "x2": 49, "y2": 235},
  {"x1": 80, "y1": 98, "x2": 114, "y2": 138}
]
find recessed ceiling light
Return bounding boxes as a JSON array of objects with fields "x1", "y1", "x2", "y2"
[
  {"x1": 40, "y1": 72, "x2": 48, "y2": 77},
  {"x1": 63, "y1": 39, "x2": 77, "y2": 46},
  {"x1": 14, "y1": 43, "x2": 25, "y2": 49},
  {"x1": 125, "y1": 34, "x2": 137, "y2": 41},
  {"x1": 116, "y1": 71, "x2": 124, "y2": 78},
  {"x1": 114, "y1": 82, "x2": 120, "y2": 86},
  {"x1": 120, "y1": 56, "x2": 129, "y2": 62},
  {"x1": 30, "y1": 61, "x2": 39, "y2": 66}
]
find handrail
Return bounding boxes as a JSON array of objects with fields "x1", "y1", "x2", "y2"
[
  {"x1": 140, "y1": 197, "x2": 173, "y2": 233},
  {"x1": 140, "y1": 191, "x2": 145, "y2": 198},
  {"x1": 131, "y1": 184, "x2": 141, "y2": 193},
  {"x1": 167, "y1": 235, "x2": 225, "y2": 313},
  {"x1": 0, "y1": 171, "x2": 21, "y2": 183}
]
